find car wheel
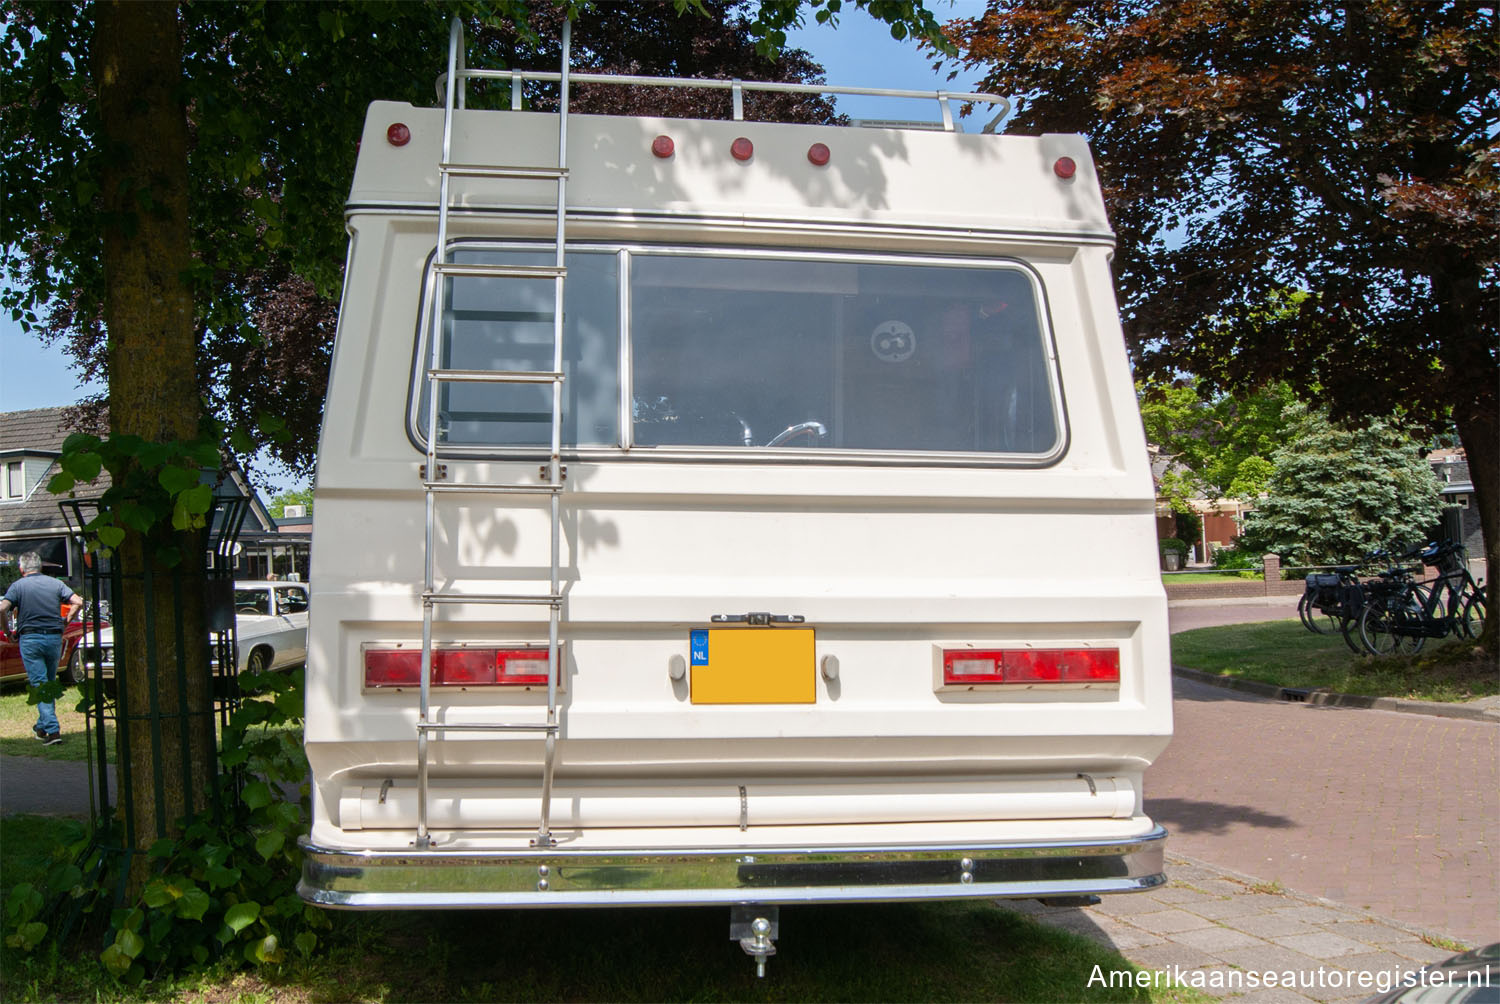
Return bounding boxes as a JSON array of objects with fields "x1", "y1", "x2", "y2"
[
  {"x1": 66, "y1": 648, "x2": 87, "y2": 685},
  {"x1": 246, "y1": 648, "x2": 271, "y2": 675}
]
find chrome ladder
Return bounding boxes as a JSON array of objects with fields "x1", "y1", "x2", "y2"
[{"x1": 417, "y1": 16, "x2": 572, "y2": 849}]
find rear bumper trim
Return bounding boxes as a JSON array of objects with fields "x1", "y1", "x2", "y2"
[{"x1": 298, "y1": 825, "x2": 1167, "y2": 909}]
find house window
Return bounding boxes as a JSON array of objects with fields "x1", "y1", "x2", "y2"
[{"x1": 3, "y1": 461, "x2": 22, "y2": 499}]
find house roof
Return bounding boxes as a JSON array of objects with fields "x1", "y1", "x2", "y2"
[
  {"x1": 0, "y1": 406, "x2": 276, "y2": 539},
  {"x1": 0, "y1": 408, "x2": 110, "y2": 536},
  {"x1": 0, "y1": 406, "x2": 75, "y2": 455}
]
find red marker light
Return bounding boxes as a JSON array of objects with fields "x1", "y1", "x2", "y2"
[
  {"x1": 731, "y1": 137, "x2": 754, "y2": 161},
  {"x1": 1053, "y1": 156, "x2": 1077, "y2": 179},
  {"x1": 807, "y1": 143, "x2": 831, "y2": 166},
  {"x1": 651, "y1": 135, "x2": 675, "y2": 158},
  {"x1": 387, "y1": 123, "x2": 411, "y2": 147}
]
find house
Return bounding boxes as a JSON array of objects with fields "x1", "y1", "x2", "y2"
[
  {"x1": 0, "y1": 406, "x2": 285, "y2": 584},
  {"x1": 1427, "y1": 447, "x2": 1486, "y2": 572},
  {"x1": 1149, "y1": 445, "x2": 1251, "y2": 563}
]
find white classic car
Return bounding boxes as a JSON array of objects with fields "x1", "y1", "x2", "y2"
[{"x1": 75, "y1": 580, "x2": 309, "y2": 683}]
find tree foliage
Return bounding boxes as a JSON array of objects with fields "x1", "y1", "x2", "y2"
[
  {"x1": 1140, "y1": 378, "x2": 1295, "y2": 510},
  {"x1": 1236, "y1": 405, "x2": 1445, "y2": 568},
  {"x1": 3, "y1": 0, "x2": 942, "y2": 482},
  {"x1": 944, "y1": 0, "x2": 1498, "y2": 646}
]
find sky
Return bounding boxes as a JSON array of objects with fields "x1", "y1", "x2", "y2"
[{"x1": 0, "y1": 1, "x2": 991, "y2": 497}]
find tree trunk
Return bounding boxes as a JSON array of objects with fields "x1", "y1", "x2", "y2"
[
  {"x1": 94, "y1": 0, "x2": 216, "y2": 890},
  {"x1": 1451, "y1": 392, "x2": 1497, "y2": 657},
  {"x1": 1437, "y1": 263, "x2": 1498, "y2": 659}
]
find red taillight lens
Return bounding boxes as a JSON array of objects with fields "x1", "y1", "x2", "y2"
[
  {"x1": 365, "y1": 649, "x2": 420, "y2": 687},
  {"x1": 943, "y1": 648, "x2": 1119, "y2": 686},
  {"x1": 364, "y1": 647, "x2": 551, "y2": 688}
]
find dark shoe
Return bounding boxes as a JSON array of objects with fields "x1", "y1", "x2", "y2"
[
  {"x1": 41, "y1": 733, "x2": 62, "y2": 746},
  {"x1": 33, "y1": 724, "x2": 48, "y2": 740}
]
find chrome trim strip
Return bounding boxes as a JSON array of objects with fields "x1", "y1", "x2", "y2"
[
  {"x1": 346, "y1": 203, "x2": 1118, "y2": 248},
  {"x1": 407, "y1": 241, "x2": 1072, "y2": 468},
  {"x1": 297, "y1": 825, "x2": 1166, "y2": 909}
]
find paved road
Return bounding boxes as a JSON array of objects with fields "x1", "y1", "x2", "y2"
[{"x1": 1148, "y1": 676, "x2": 1499, "y2": 948}]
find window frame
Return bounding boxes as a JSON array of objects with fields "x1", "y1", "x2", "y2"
[{"x1": 408, "y1": 241, "x2": 1070, "y2": 468}]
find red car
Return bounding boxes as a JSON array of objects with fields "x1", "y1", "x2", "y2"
[{"x1": 0, "y1": 613, "x2": 95, "y2": 687}]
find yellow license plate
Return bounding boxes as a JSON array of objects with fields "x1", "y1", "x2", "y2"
[{"x1": 689, "y1": 628, "x2": 815, "y2": 705}]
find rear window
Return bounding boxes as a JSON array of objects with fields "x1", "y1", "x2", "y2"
[{"x1": 413, "y1": 246, "x2": 1062, "y2": 459}]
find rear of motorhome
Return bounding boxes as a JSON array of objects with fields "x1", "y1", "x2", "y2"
[{"x1": 299, "y1": 20, "x2": 1172, "y2": 971}]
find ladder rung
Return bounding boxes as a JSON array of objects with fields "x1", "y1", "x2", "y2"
[
  {"x1": 423, "y1": 592, "x2": 563, "y2": 607},
  {"x1": 441, "y1": 162, "x2": 568, "y2": 180},
  {"x1": 433, "y1": 263, "x2": 566, "y2": 280},
  {"x1": 424, "y1": 482, "x2": 562, "y2": 495},
  {"x1": 428, "y1": 368, "x2": 564, "y2": 385},
  {"x1": 417, "y1": 722, "x2": 560, "y2": 734}
]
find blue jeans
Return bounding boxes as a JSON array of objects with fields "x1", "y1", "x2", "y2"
[{"x1": 19, "y1": 632, "x2": 61, "y2": 736}]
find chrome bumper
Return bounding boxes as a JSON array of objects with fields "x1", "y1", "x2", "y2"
[{"x1": 298, "y1": 825, "x2": 1166, "y2": 909}]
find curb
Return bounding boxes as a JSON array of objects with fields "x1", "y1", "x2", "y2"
[{"x1": 1173, "y1": 665, "x2": 1500, "y2": 723}]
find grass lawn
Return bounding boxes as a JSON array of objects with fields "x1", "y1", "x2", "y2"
[
  {"x1": 1171, "y1": 619, "x2": 1498, "y2": 703},
  {"x1": 0, "y1": 816, "x2": 1209, "y2": 1004},
  {"x1": 0, "y1": 685, "x2": 113, "y2": 764}
]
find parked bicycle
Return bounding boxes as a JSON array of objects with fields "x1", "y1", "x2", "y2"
[
  {"x1": 1299, "y1": 559, "x2": 1371, "y2": 655},
  {"x1": 1357, "y1": 540, "x2": 1486, "y2": 656}
]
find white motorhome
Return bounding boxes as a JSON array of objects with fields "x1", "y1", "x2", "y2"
[{"x1": 299, "y1": 21, "x2": 1172, "y2": 972}]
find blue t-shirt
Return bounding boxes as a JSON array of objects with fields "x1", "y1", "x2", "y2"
[{"x1": 3, "y1": 574, "x2": 75, "y2": 633}]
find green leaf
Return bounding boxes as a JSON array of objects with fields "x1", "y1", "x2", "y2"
[
  {"x1": 12, "y1": 921, "x2": 47, "y2": 951},
  {"x1": 158, "y1": 464, "x2": 199, "y2": 495},
  {"x1": 223, "y1": 901, "x2": 260, "y2": 934},
  {"x1": 294, "y1": 931, "x2": 317, "y2": 957},
  {"x1": 4, "y1": 883, "x2": 41, "y2": 923},
  {"x1": 176, "y1": 887, "x2": 212, "y2": 922},
  {"x1": 101, "y1": 942, "x2": 133, "y2": 976},
  {"x1": 204, "y1": 863, "x2": 242, "y2": 890},
  {"x1": 248, "y1": 933, "x2": 283, "y2": 964},
  {"x1": 47, "y1": 472, "x2": 76, "y2": 494},
  {"x1": 241, "y1": 780, "x2": 273, "y2": 810},
  {"x1": 143, "y1": 880, "x2": 175, "y2": 909},
  {"x1": 254, "y1": 830, "x2": 285, "y2": 860},
  {"x1": 96, "y1": 525, "x2": 126, "y2": 549},
  {"x1": 115, "y1": 926, "x2": 145, "y2": 959}
]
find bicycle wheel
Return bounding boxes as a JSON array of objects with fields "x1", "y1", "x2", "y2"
[
  {"x1": 1299, "y1": 592, "x2": 1340, "y2": 635},
  {"x1": 1398, "y1": 585, "x2": 1430, "y2": 654},
  {"x1": 1297, "y1": 592, "x2": 1316, "y2": 632},
  {"x1": 1460, "y1": 593, "x2": 1487, "y2": 640},
  {"x1": 1359, "y1": 602, "x2": 1399, "y2": 656}
]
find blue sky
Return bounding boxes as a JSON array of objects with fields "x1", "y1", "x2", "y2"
[{"x1": 0, "y1": 2, "x2": 990, "y2": 494}]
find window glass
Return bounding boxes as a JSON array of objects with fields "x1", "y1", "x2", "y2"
[
  {"x1": 416, "y1": 249, "x2": 619, "y2": 447},
  {"x1": 5, "y1": 462, "x2": 22, "y2": 498},
  {"x1": 234, "y1": 589, "x2": 272, "y2": 616},
  {"x1": 630, "y1": 255, "x2": 1058, "y2": 454},
  {"x1": 274, "y1": 587, "x2": 309, "y2": 614}
]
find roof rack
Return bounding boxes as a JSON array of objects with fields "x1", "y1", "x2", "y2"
[{"x1": 437, "y1": 68, "x2": 1011, "y2": 134}]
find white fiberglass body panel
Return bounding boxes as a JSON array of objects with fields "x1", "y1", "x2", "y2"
[{"x1": 302, "y1": 101, "x2": 1170, "y2": 905}]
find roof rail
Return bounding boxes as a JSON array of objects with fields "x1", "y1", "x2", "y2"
[{"x1": 437, "y1": 68, "x2": 1011, "y2": 134}]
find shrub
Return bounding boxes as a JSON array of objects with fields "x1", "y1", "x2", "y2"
[
  {"x1": 4, "y1": 669, "x2": 327, "y2": 982},
  {"x1": 1212, "y1": 547, "x2": 1258, "y2": 570},
  {"x1": 1158, "y1": 538, "x2": 1189, "y2": 556}
]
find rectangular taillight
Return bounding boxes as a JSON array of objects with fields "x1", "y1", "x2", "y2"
[
  {"x1": 363, "y1": 647, "x2": 552, "y2": 688},
  {"x1": 942, "y1": 648, "x2": 1120, "y2": 685}
]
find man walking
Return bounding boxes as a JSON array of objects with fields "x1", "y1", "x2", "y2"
[{"x1": 0, "y1": 552, "x2": 83, "y2": 745}]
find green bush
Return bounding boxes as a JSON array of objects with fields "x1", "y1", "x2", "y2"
[
  {"x1": 1212, "y1": 546, "x2": 1258, "y2": 570},
  {"x1": 1158, "y1": 538, "x2": 1189, "y2": 556},
  {"x1": 4, "y1": 669, "x2": 326, "y2": 982}
]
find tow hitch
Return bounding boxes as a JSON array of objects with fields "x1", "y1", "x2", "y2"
[{"x1": 730, "y1": 904, "x2": 778, "y2": 977}]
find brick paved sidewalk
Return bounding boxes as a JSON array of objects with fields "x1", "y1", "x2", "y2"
[{"x1": 1004, "y1": 853, "x2": 1479, "y2": 1004}]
